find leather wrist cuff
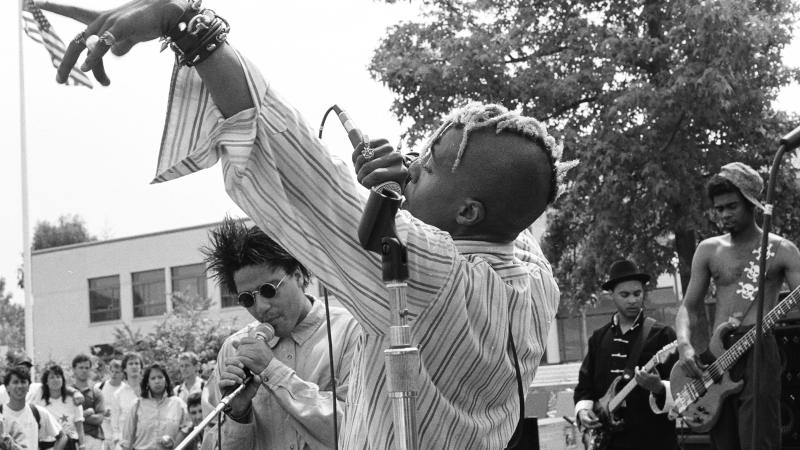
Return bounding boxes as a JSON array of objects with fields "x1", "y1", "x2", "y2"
[{"x1": 161, "y1": 0, "x2": 229, "y2": 67}]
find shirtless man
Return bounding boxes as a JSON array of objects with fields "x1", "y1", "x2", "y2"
[{"x1": 675, "y1": 162, "x2": 800, "y2": 450}]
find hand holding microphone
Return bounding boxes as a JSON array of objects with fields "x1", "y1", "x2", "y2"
[
  {"x1": 217, "y1": 323, "x2": 275, "y2": 418},
  {"x1": 334, "y1": 106, "x2": 408, "y2": 195}
]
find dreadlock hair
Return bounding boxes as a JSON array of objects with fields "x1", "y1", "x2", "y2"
[
  {"x1": 706, "y1": 175, "x2": 755, "y2": 210},
  {"x1": 202, "y1": 217, "x2": 311, "y2": 294},
  {"x1": 420, "y1": 102, "x2": 568, "y2": 205}
]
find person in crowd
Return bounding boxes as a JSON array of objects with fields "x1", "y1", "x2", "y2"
[
  {"x1": 97, "y1": 360, "x2": 123, "y2": 450},
  {"x1": 37, "y1": 1, "x2": 564, "y2": 447},
  {"x1": 33, "y1": 365, "x2": 85, "y2": 450},
  {"x1": 206, "y1": 219, "x2": 362, "y2": 449},
  {"x1": 675, "y1": 162, "x2": 800, "y2": 449},
  {"x1": 180, "y1": 393, "x2": 203, "y2": 450},
  {"x1": 120, "y1": 363, "x2": 191, "y2": 450},
  {"x1": 174, "y1": 353, "x2": 203, "y2": 405},
  {"x1": 111, "y1": 353, "x2": 143, "y2": 449},
  {"x1": 574, "y1": 259, "x2": 678, "y2": 450},
  {"x1": 72, "y1": 355, "x2": 106, "y2": 450},
  {"x1": 0, "y1": 366, "x2": 64, "y2": 450}
]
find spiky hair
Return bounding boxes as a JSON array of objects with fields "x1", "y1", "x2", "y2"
[
  {"x1": 420, "y1": 102, "x2": 576, "y2": 203},
  {"x1": 202, "y1": 217, "x2": 310, "y2": 294}
]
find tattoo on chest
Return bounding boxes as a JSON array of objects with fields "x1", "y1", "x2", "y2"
[{"x1": 735, "y1": 243, "x2": 775, "y2": 302}]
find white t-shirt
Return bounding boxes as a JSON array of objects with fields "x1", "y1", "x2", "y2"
[
  {"x1": 98, "y1": 381, "x2": 122, "y2": 443},
  {"x1": 1, "y1": 403, "x2": 62, "y2": 450},
  {"x1": 33, "y1": 396, "x2": 84, "y2": 440},
  {"x1": 0, "y1": 386, "x2": 9, "y2": 405},
  {"x1": 175, "y1": 377, "x2": 204, "y2": 404}
]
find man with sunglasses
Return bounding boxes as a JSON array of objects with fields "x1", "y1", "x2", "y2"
[{"x1": 202, "y1": 218, "x2": 362, "y2": 450}]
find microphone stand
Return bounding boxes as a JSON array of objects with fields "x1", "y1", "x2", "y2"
[
  {"x1": 750, "y1": 124, "x2": 800, "y2": 450},
  {"x1": 358, "y1": 186, "x2": 420, "y2": 450},
  {"x1": 174, "y1": 373, "x2": 253, "y2": 450}
]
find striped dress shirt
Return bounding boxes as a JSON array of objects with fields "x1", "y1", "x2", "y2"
[{"x1": 152, "y1": 51, "x2": 560, "y2": 449}]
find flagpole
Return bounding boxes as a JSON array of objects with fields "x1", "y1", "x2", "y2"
[{"x1": 18, "y1": 0, "x2": 36, "y2": 364}]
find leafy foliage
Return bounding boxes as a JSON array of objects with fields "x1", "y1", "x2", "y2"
[
  {"x1": 370, "y1": 0, "x2": 800, "y2": 306},
  {"x1": 0, "y1": 278, "x2": 24, "y2": 350},
  {"x1": 33, "y1": 214, "x2": 96, "y2": 250},
  {"x1": 113, "y1": 293, "x2": 239, "y2": 380}
]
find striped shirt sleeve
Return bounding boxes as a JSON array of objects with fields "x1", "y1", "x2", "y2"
[{"x1": 153, "y1": 52, "x2": 457, "y2": 335}]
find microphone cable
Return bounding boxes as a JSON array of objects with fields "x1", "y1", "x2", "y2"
[{"x1": 318, "y1": 108, "x2": 341, "y2": 450}]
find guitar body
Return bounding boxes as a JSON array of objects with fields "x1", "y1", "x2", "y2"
[
  {"x1": 669, "y1": 325, "x2": 745, "y2": 432},
  {"x1": 669, "y1": 365, "x2": 743, "y2": 432},
  {"x1": 581, "y1": 376, "x2": 625, "y2": 450}
]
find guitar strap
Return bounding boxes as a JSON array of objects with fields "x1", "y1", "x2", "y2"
[{"x1": 624, "y1": 317, "x2": 655, "y2": 379}]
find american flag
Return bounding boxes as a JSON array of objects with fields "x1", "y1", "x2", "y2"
[{"x1": 22, "y1": 0, "x2": 92, "y2": 88}]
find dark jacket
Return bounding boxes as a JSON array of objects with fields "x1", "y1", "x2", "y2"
[{"x1": 574, "y1": 313, "x2": 678, "y2": 450}]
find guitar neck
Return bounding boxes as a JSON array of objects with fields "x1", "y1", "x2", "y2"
[
  {"x1": 711, "y1": 286, "x2": 800, "y2": 374},
  {"x1": 607, "y1": 352, "x2": 660, "y2": 412}
]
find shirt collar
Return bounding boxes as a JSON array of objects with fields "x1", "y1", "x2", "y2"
[
  {"x1": 612, "y1": 309, "x2": 644, "y2": 332},
  {"x1": 271, "y1": 296, "x2": 324, "y2": 347},
  {"x1": 454, "y1": 240, "x2": 529, "y2": 280},
  {"x1": 454, "y1": 240, "x2": 514, "y2": 260}
]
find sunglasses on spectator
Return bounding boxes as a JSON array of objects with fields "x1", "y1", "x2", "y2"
[{"x1": 237, "y1": 273, "x2": 290, "y2": 307}]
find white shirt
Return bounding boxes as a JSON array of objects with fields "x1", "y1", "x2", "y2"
[
  {"x1": 98, "y1": 381, "x2": 122, "y2": 443},
  {"x1": 112, "y1": 382, "x2": 139, "y2": 443},
  {"x1": 174, "y1": 377, "x2": 204, "y2": 405},
  {"x1": 0, "y1": 386, "x2": 8, "y2": 405},
  {"x1": 1, "y1": 403, "x2": 62, "y2": 450},
  {"x1": 33, "y1": 396, "x2": 84, "y2": 440}
]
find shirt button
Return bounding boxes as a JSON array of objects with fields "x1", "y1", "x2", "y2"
[
  {"x1": 287, "y1": 354, "x2": 293, "y2": 360},
  {"x1": 290, "y1": 445, "x2": 295, "y2": 450}
]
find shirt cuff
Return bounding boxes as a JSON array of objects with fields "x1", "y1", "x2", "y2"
[
  {"x1": 649, "y1": 380, "x2": 673, "y2": 414},
  {"x1": 260, "y1": 358, "x2": 294, "y2": 389},
  {"x1": 574, "y1": 399, "x2": 594, "y2": 417}
]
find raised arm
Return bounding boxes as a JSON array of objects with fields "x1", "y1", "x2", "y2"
[{"x1": 675, "y1": 240, "x2": 713, "y2": 378}]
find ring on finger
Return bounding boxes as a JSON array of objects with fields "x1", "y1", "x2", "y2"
[
  {"x1": 99, "y1": 30, "x2": 117, "y2": 47},
  {"x1": 361, "y1": 135, "x2": 374, "y2": 161},
  {"x1": 72, "y1": 31, "x2": 86, "y2": 46}
]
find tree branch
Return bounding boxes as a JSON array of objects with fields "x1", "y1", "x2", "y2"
[
  {"x1": 657, "y1": 111, "x2": 686, "y2": 153},
  {"x1": 545, "y1": 94, "x2": 600, "y2": 120},
  {"x1": 503, "y1": 46, "x2": 569, "y2": 64}
]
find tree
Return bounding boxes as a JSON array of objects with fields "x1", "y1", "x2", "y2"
[
  {"x1": 369, "y1": 0, "x2": 800, "y2": 306},
  {"x1": 0, "y1": 278, "x2": 25, "y2": 350},
  {"x1": 33, "y1": 214, "x2": 96, "y2": 250},
  {"x1": 113, "y1": 293, "x2": 239, "y2": 380}
]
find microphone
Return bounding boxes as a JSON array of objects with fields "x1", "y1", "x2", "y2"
[
  {"x1": 780, "y1": 125, "x2": 800, "y2": 150},
  {"x1": 333, "y1": 105, "x2": 403, "y2": 197},
  {"x1": 253, "y1": 323, "x2": 275, "y2": 343}
]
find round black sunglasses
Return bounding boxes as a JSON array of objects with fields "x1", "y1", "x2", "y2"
[{"x1": 237, "y1": 272, "x2": 290, "y2": 307}]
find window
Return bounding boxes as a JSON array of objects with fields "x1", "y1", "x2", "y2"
[
  {"x1": 221, "y1": 286, "x2": 238, "y2": 308},
  {"x1": 171, "y1": 263, "x2": 207, "y2": 299},
  {"x1": 132, "y1": 269, "x2": 166, "y2": 318},
  {"x1": 88, "y1": 276, "x2": 121, "y2": 323}
]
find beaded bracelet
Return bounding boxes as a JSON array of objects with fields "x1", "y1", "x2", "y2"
[{"x1": 160, "y1": 0, "x2": 230, "y2": 67}]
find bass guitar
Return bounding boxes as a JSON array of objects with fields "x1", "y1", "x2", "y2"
[
  {"x1": 582, "y1": 341, "x2": 678, "y2": 450},
  {"x1": 669, "y1": 284, "x2": 800, "y2": 431}
]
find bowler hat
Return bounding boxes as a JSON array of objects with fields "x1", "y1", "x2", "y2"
[{"x1": 601, "y1": 259, "x2": 651, "y2": 291}]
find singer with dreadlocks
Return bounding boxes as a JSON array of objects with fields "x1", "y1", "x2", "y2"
[{"x1": 38, "y1": 0, "x2": 568, "y2": 448}]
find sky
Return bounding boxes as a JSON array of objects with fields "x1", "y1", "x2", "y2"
[{"x1": 0, "y1": 1, "x2": 798, "y2": 306}]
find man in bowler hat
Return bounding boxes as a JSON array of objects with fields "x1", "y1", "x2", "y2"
[{"x1": 574, "y1": 260, "x2": 678, "y2": 450}]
